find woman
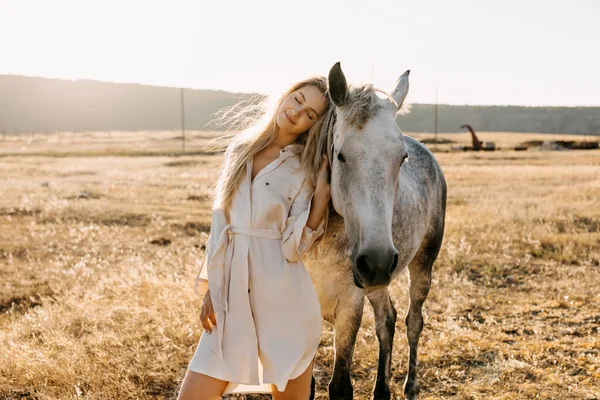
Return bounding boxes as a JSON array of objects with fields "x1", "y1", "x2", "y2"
[{"x1": 178, "y1": 76, "x2": 332, "y2": 400}]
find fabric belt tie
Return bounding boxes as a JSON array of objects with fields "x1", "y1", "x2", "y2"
[{"x1": 207, "y1": 224, "x2": 283, "y2": 358}]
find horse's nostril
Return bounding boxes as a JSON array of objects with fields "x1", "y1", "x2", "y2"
[
  {"x1": 356, "y1": 254, "x2": 370, "y2": 277},
  {"x1": 389, "y1": 252, "x2": 399, "y2": 276}
]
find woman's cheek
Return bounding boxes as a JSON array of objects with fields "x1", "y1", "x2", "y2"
[
  {"x1": 300, "y1": 119, "x2": 314, "y2": 132},
  {"x1": 295, "y1": 122, "x2": 307, "y2": 133}
]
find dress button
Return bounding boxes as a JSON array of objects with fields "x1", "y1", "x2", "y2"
[
  {"x1": 248, "y1": 288, "x2": 251, "y2": 293},
  {"x1": 265, "y1": 182, "x2": 269, "y2": 186},
  {"x1": 287, "y1": 197, "x2": 292, "y2": 201}
]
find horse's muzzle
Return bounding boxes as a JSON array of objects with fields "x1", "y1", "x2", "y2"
[{"x1": 353, "y1": 247, "x2": 399, "y2": 288}]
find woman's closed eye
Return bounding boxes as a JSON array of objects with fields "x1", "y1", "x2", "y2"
[{"x1": 295, "y1": 91, "x2": 319, "y2": 120}]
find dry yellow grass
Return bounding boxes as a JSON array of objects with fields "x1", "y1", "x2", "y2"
[
  {"x1": 0, "y1": 130, "x2": 225, "y2": 156},
  {"x1": 2, "y1": 130, "x2": 597, "y2": 156},
  {"x1": 1, "y1": 135, "x2": 599, "y2": 399}
]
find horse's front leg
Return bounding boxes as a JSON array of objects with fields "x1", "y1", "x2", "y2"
[
  {"x1": 403, "y1": 264, "x2": 432, "y2": 400},
  {"x1": 366, "y1": 288, "x2": 397, "y2": 400},
  {"x1": 328, "y1": 291, "x2": 364, "y2": 400}
]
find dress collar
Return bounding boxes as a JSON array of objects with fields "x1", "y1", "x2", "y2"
[{"x1": 282, "y1": 143, "x2": 303, "y2": 157}]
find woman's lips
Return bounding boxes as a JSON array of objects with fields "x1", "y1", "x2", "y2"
[{"x1": 284, "y1": 111, "x2": 296, "y2": 125}]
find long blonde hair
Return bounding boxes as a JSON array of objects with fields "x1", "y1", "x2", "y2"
[{"x1": 209, "y1": 76, "x2": 331, "y2": 213}]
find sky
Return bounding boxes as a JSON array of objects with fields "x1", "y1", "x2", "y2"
[{"x1": 1, "y1": 0, "x2": 599, "y2": 106}]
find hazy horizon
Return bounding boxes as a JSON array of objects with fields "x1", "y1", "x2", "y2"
[
  {"x1": 1, "y1": 0, "x2": 599, "y2": 107},
  {"x1": 4, "y1": 73, "x2": 600, "y2": 109}
]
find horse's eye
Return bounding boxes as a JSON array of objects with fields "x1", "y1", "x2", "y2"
[{"x1": 337, "y1": 152, "x2": 346, "y2": 163}]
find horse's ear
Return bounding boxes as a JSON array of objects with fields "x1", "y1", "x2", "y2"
[
  {"x1": 390, "y1": 70, "x2": 410, "y2": 111},
  {"x1": 328, "y1": 62, "x2": 349, "y2": 107}
]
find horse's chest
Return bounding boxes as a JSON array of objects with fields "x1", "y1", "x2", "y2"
[{"x1": 305, "y1": 221, "x2": 355, "y2": 319}]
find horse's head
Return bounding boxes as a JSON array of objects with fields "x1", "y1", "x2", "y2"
[{"x1": 325, "y1": 62, "x2": 410, "y2": 289}]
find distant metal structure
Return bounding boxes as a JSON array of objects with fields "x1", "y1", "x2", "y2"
[
  {"x1": 181, "y1": 88, "x2": 186, "y2": 153},
  {"x1": 460, "y1": 124, "x2": 496, "y2": 151},
  {"x1": 461, "y1": 124, "x2": 482, "y2": 150}
]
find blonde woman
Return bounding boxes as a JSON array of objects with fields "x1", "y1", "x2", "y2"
[{"x1": 178, "y1": 76, "x2": 332, "y2": 400}]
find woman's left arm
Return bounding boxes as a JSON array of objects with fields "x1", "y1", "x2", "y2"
[{"x1": 281, "y1": 156, "x2": 331, "y2": 262}]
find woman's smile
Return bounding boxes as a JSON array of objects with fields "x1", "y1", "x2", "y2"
[{"x1": 284, "y1": 110, "x2": 296, "y2": 125}]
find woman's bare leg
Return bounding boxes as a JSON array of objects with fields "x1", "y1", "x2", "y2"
[
  {"x1": 271, "y1": 360, "x2": 314, "y2": 400},
  {"x1": 177, "y1": 370, "x2": 228, "y2": 400}
]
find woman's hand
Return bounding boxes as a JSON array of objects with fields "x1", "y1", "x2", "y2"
[{"x1": 199, "y1": 290, "x2": 217, "y2": 334}]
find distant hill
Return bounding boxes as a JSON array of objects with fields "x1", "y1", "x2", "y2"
[
  {"x1": 1, "y1": 75, "x2": 599, "y2": 135},
  {"x1": 0, "y1": 75, "x2": 244, "y2": 133}
]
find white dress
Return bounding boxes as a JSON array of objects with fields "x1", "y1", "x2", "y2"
[{"x1": 188, "y1": 143, "x2": 325, "y2": 394}]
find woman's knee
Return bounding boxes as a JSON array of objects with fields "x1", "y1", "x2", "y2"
[{"x1": 177, "y1": 370, "x2": 228, "y2": 400}]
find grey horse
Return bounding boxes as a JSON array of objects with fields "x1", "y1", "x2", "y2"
[{"x1": 305, "y1": 63, "x2": 447, "y2": 400}]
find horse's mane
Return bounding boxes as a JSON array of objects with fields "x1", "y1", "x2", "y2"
[{"x1": 343, "y1": 84, "x2": 382, "y2": 129}]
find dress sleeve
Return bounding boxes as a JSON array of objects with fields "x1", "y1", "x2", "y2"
[
  {"x1": 196, "y1": 143, "x2": 237, "y2": 291},
  {"x1": 281, "y1": 178, "x2": 326, "y2": 263},
  {"x1": 195, "y1": 208, "x2": 228, "y2": 292}
]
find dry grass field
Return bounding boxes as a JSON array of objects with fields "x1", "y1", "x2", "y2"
[
  {"x1": 1, "y1": 132, "x2": 599, "y2": 399},
  {"x1": 2, "y1": 130, "x2": 597, "y2": 156},
  {"x1": 0, "y1": 130, "x2": 224, "y2": 156}
]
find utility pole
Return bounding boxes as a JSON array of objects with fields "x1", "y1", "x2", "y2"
[
  {"x1": 181, "y1": 88, "x2": 186, "y2": 153},
  {"x1": 434, "y1": 86, "x2": 439, "y2": 151}
]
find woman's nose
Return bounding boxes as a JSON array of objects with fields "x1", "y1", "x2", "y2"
[{"x1": 290, "y1": 108, "x2": 299, "y2": 121}]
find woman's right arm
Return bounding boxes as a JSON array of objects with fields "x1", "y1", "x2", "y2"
[
  {"x1": 196, "y1": 143, "x2": 236, "y2": 330},
  {"x1": 197, "y1": 207, "x2": 229, "y2": 333},
  {"x1": 195, "y1": 208, "x2": 229, "y2": 295},
  {"x1": 196, "y1": 142, "x2": 237, "y2": 292}
]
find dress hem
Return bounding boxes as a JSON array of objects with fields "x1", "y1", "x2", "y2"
[{"x1": 187, "y1": 350, "x2": 317, "y2": 394}]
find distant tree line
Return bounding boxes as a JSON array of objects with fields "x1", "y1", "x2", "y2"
[
  {"x1": 404, "y1": 104, "x2": 600, "y2": 135},
  {"x1": 1, "y1": 75, "x2": 598, "y2": 135}
]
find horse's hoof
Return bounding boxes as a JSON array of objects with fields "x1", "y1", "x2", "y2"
[
  {"x1": 329, "y1": 378, "x2": 354, "y2": 400},
  {"x1": 373, "y1": 385, "x2": 391, "y2": 400},
  {"x1": 403, "y1": 380, "x2": 420, "y2": 400}
]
